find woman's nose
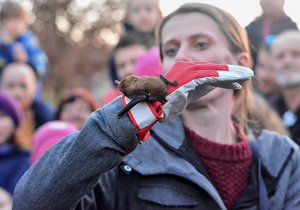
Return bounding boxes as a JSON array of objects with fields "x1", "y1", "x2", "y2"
[{"x1": 174, "y1": 47, "x2": 192, "y2": 62}]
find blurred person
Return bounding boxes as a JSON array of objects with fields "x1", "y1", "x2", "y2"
[
  {"x1": 0, "y1": 91, "x2": 29, "y2": 195},
  {"x1": 55, "y1": 88, "x2": 99, "y2": 130},
  {"x1": 30, "y1": 121, "x2": 78, "y2": 164},
  {"x1": 245, "y1": 0, "x2": 298, "y2": 67},
  {"x1": 103, "y1": 32, "x2": 149, "y2": 104},
  {"x1": 246, "y1": 91, "x2": 290, "y2": 137},
  {"x1": 13, "y1": 3, "x2": 300, "y2": 210},
  {"x1": 270, "y1": 30, "x2": 300, "y2": 145},
  {"x1": 0, "y1": 188, "x2": 12, "y2": 210},
  {"x1": 0, "y1": 1, "x2": 48, "y2": 97},
  {"x1": 254, "y1": 42, "x2": 280, "y2": 102},
  {"x1": 123, "y1": 0, "x2": 163, "y2": 46},
  {"x1": 134, "y1": 46, "x2": 162, "y2": 77},
  {"x1": 0, "y1": 63, "x2": 54, "y2": 150}
]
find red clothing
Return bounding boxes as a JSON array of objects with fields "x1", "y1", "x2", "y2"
[
  {"x1": 185, "y1": 126, "x2": 252, "y2": 210},
  {"x1": 102, "y1": 88, "x2": 121, "y2": 105}
]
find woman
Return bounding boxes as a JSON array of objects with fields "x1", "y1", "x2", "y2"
[
  {"x1": 55, "y1": 88, "x2": 100, "y2": 129},
  {"x1": 13, "y1": 3, "x2": 300, "y2": 210}
]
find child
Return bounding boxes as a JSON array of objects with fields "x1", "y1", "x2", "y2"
[
  {"x1": 123, "y1": 0, "x2": 163, "y2": 46},
  {"x1": 30, "y1": 121, "x2": 78, "y2": 164},
  {"x1": 0, "y1": 91, "x2": 29, "y2": 195},
  {"x1": 134, "y1": 46, "x2": 162, "y2": 77},
  {"x1": 103, "y1": 32, "x2": 149, "y2": 104},
  {"x1": 0, "y1": 1, "x2": 48, "y2": 95}
]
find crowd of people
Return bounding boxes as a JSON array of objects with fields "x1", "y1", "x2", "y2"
[{"x1": 0, "y1": 0, "x2": 300, "y2": 209}]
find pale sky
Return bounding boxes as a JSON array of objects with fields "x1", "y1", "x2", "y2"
[{"x1": 159, "y1": 0, "x2": 299, "y2": 27}]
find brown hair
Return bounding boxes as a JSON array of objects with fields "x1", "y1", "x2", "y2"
[
  {"x1": 0, "y1": 1, "x2": 29, "y2": 23},
  {"x1": 157, "y1": 3, "x2": 253, "y2": 133},
  {"x1": 247, "y1": 92, "x2": 290, "y2": 137},
  {"x1": 55, "y1": 88, "x2": 100, "y2": 120}
]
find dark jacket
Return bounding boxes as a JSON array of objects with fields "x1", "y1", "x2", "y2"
[
  {"x1": 245, "y1": 13, "x2": 298, "y2": 66},
  {"x1": 0, "y1": 144, "x2": 29, "y2": 195},
  {"x1": 270, "y1": 94, "x2": 300, "y2": 145},
  {"x1": 246, "y1": 13, "x2": 298, "y2": 49},
  {"x1": 31, "y1": 98, "x2": 55, "y2": 129},
  {"x1": 13, "y1": 98, "x2": 300, "y2": 210}
]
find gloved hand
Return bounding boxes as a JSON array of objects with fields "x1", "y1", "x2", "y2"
[{"x1": 120, "y1": 61, "x2": 254, "y2": 140}]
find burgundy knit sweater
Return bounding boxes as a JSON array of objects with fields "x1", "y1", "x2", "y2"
[{"x1": 185, "y1": 125, "x2": 252, "y2": 210}]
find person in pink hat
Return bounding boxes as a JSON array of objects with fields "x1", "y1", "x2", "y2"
[
  {"x1": 134, "y1": 47, "x2": 163, "y2": 77},
  {"x1": 30, "y1": 120, "x2": 78, "y2": 164}
]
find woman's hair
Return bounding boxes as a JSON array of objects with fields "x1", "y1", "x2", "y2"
[
  {"x1": 0, "y1": 1, "x2": 29, "y2": 23},
  {"x1": 157, "y1": 3, "x2": 253, "y2": 133},
  {"x1": 55, "y1": 88, "x2": 99, "y2": 120},
  {"x1": 247, "y1": 92, "x2": 290, "y2": 137}
]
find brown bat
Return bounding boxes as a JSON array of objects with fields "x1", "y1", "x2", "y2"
[{"x1": 117, "y1": 75, "x2": 177, "y2": 117}]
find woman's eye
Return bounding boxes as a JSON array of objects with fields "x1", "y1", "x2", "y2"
[
  {"x1": 131, "y1": 7, "x2": 140, "y2": 14},
  {"x1": 165, "y1": 48, "x2": 177, "y2": 57},
  {"x1": 195, "y1": 42, "x2": 209, "y2": 50},
  {"x1": 145, "y1": 6, "x2": 154, "y2": 13}
]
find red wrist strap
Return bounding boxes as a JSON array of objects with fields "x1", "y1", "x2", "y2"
[{"x1": 122, "y1": 96, "x2": 163, "y2": 141}]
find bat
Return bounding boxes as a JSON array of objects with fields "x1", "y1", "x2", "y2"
[{"x1": 117, "y1": 75, "x2": 177, "y2": 117}]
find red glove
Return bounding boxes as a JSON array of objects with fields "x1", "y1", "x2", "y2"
[{"x1": 122, "y1": 61, "x2": 253, "y2": 141}]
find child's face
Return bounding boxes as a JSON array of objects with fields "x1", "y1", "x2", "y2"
[
  {"x1": 2, "y1": 16, "x2": 27, "y2": 38},
  {"x1": 1, "y1": 65, "x2": 36, "y2": 110},
  {"x1": 127, "y1": 0, "x2": 161, "y2": 33},
  {"x1": 114, "y1": 44, "x2": 147, "y2": 80},
  {"x1": 0, "y1": 112, "x2": 15, "y2": 145}
]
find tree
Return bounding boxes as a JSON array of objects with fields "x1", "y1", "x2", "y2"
[{"x1": 20, "y1": 0, "x2": 125, "y2": 104}]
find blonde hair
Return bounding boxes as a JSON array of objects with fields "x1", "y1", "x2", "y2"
[{"x1": 157, "y1": 3, "x2": 253, "y2": 133}]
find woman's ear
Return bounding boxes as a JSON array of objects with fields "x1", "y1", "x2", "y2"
[{"x1": 235, "y1": 52, "x2": 251, "y2": 67}]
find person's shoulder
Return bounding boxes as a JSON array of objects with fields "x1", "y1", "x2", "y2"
[
  {"x1": 102, "y1": 88, "x2": 121, "y2": 105},
  {"x1": 256, "y1": 130, "x2": 299, "y2": 175},
  {"x1": 258, "y1": 129, "x2": 298, "y2": 152},
  {"x1": 7, "y1": 146, "x2": 30, "y2": 163},
  {"x1": 246, "y1": 16, "x2": 264, "y2": 28}
]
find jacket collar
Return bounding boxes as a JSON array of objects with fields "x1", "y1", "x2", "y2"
[
  {"x1": 123, "y1": 118, "x2": 295, "y2": 210},
  {"x1": 123, "y1": 117, "x2": 226, "y2": 210}
]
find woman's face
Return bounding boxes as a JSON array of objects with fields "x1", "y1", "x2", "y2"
[
  {"x1": 0, "y1": 112, "x2": 15, "y2": 145},
  {"x1": 161, "y1": 12, "x2": 239, "y2": 107},
  {"x1": 59, "y1": 98, "x2": 92, "y2": 129}
]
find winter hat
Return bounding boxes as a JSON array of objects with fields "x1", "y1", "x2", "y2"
[
  {"x1": 135, "y1": 47, "x2": 163, "y2": 77},
  {"x1": 30, "y1": 120, "x2": 78, "y2": 164},
  {"x1": 0, "y1": 91, "x2": 23, "y2": 127}
]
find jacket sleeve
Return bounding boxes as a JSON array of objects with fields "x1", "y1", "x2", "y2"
[
  {"x1": 17, "y1": 31, "x2": 49, "y2": 79},
  {"x1": 283, "y1": 144, "x2": 300, "y2": 209},
  {"x1": 13, "y1": 97, "x2": 140, "y2": 210}
]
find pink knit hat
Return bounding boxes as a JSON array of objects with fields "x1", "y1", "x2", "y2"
[
  {"x1": 135, "y1": 47, "x2": 163, "y2": 77},
  {"x1": 30, "y1": 121, "x2": 78, "y2": 164}
]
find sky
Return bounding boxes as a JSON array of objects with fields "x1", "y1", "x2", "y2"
[{"x1": 159, "y1": 0, "x2": 299, "y2": 27}]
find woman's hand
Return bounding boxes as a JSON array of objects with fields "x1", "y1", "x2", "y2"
[{"x1": 119, "y1": 61, "x2": 253, "y2": 140}]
